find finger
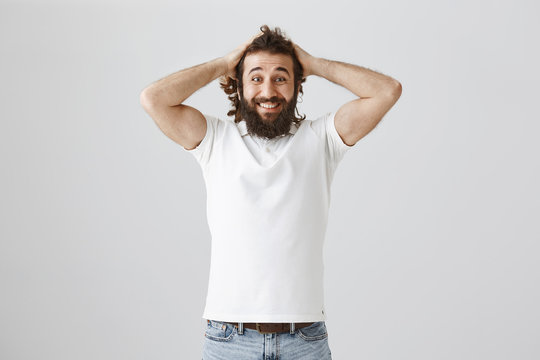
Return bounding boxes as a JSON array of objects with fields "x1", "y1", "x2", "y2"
[{"x1": 244, "y1": 31, "x2": 263, "y2": 46}]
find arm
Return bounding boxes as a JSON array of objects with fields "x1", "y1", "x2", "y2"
[
  {"x1": 294, "y1": 45, "x2": 402, "y2": 146},
  {"x1": 140, "y1": 34, "x2": 259, "y2": 150}
]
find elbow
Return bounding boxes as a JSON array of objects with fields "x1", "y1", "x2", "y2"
[
  {"x1": 390, "y1": 80, "x2": 402, "y2": 97},
  {"x1": 385, "y1": 80, "x2": 402, "y2": 102},
  {"x1": 140, "y1": 87, "x2": 157, "y2": 110}
]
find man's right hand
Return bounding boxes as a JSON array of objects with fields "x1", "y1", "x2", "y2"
[{"x1": 222, "y1": 31, "x2": 263, "y2": 80}]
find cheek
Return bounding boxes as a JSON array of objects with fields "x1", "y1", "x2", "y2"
[
  {"x1": 242, "y1": 85, "x2": 256, "y2": 101},
  {"x1": 283, "y1": 86, "x2": 296, "y2": 102}
]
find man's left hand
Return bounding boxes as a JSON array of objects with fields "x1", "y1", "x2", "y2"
[{"x1": 293, "y1": 44, "x2": 318, "y2": 78}]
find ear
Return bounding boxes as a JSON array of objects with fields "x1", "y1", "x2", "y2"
[{"x1": 295, "y1": 81, "x2": 303, "y2": 95}]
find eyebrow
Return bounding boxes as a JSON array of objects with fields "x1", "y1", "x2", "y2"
[{"x1": 248, "y1": 66, "x2": 290, "y2": 76}]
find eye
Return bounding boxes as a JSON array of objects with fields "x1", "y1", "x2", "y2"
[
  {"x1": 252, "y1": 76, "x2": 262, "y2": 82},
  {"x1": 275, "y1": 77, "x2": 286, "y2": 82}
]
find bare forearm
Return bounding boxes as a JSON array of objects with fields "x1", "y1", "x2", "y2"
[
  {"x1": 310, "y1": 57, "x2": 400, "y2": 98},
  {"x1": 142, "y1": 57, "x2": 228, "y2": 107}
]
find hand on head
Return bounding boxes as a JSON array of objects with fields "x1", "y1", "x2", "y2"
[
  {"x1": 223, "y1": 31, "x2": 264, "y2": 80},
  {"x1": 292, "y1": 43, "x2": 315, "y2": 79}
]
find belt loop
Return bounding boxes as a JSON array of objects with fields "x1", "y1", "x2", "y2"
[
  {"x1": 290, "y1": 322, "x2": 295, "y2": 334},
  {"x1": 238, "y1": 322, "x2": 244, "y2": 335}
]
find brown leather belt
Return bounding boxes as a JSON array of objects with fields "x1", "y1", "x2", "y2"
[{"x1": 226, "y1": 321, "x2": 315, "y2": 334}]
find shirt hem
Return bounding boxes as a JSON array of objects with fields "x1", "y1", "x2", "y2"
[{"x1": 202, "y1": 312, "x2": 327, "y2": 323}]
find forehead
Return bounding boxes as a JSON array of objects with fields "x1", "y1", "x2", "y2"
[{"x1": 242, "y1": 51, "x2": 294, "y2": 76}]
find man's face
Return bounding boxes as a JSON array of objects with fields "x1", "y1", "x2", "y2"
[{"x1": 239, "y1": 51, "x2": 298, "y2": 139}]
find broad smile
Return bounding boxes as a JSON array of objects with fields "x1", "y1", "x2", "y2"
[{"x1": 257, "y1": 102, "x2": 281, "y2": 111}]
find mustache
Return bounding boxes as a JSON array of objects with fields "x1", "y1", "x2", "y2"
[{"x1": 252, "y1": 96, "x2": 286, "y2": 104}]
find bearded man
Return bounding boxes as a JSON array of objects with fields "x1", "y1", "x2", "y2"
[{"x1": 140, "y1": 25, "x2": 401, "y2": 360}]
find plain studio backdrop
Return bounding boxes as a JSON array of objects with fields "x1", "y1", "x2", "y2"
[{"x1": 1, "y1": 0, "x2": 539, "y2": 359}]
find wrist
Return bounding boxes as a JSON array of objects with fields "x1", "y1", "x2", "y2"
[
  {"x1": 215, "y1": 57, "x2": 230, "y2": 77},
  {"x1": 309, "y1": 57, "x2": 330, "y2": 77}
]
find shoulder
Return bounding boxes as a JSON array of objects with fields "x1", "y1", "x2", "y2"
[
  {"x1": 204, "y1": 114, "x2": 236, "y2": 134},
  {"x1": 308, "y1": 113, "x2": 339, "y2": 139},
  {"x1": 307, "y1": 113, "x2": 330, "y2": 131},
  {"x1": 183, "y1": 114, "x2": 233, "y2": 154}
]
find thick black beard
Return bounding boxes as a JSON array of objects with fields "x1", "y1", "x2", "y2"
[{"x1": 239, "y1": 95, "x2": 297, "y2": 140}]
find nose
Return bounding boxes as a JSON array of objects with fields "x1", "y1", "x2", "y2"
[{"x1": 260, "y1": 80, "x2": 277, "y2": 99}]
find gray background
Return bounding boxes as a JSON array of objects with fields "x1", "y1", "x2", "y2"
[{"x1": 1, "y1": 0, "x2": 539, "y2": 359}]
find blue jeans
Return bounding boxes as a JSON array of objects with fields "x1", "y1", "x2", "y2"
[{"x1": 202, "y1": 320, "x2": 332, "y2": 360}]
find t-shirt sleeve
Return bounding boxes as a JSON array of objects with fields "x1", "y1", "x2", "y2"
[
  {"x1": 311, "y1": 112, "x2": 354, "y2": 167},
  {"x1": 182, "y1": 114, "x2": 221, "y2": 168}
]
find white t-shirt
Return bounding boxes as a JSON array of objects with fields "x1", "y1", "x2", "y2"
[
  {"x1": 184, "y1": 112, "x2": 353, "y2": 322},
  {"x1": 235, "y1": 117, "x2": 299, "y2": 167}
]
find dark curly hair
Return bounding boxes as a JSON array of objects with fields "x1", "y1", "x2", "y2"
[{"x1": 219, "y1": 25, "x2": 306, "y2": 124}]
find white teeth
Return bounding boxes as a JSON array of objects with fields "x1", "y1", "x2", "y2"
[{"x1": 259, "y1": 103, "x2": 278, "y2": 109}]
